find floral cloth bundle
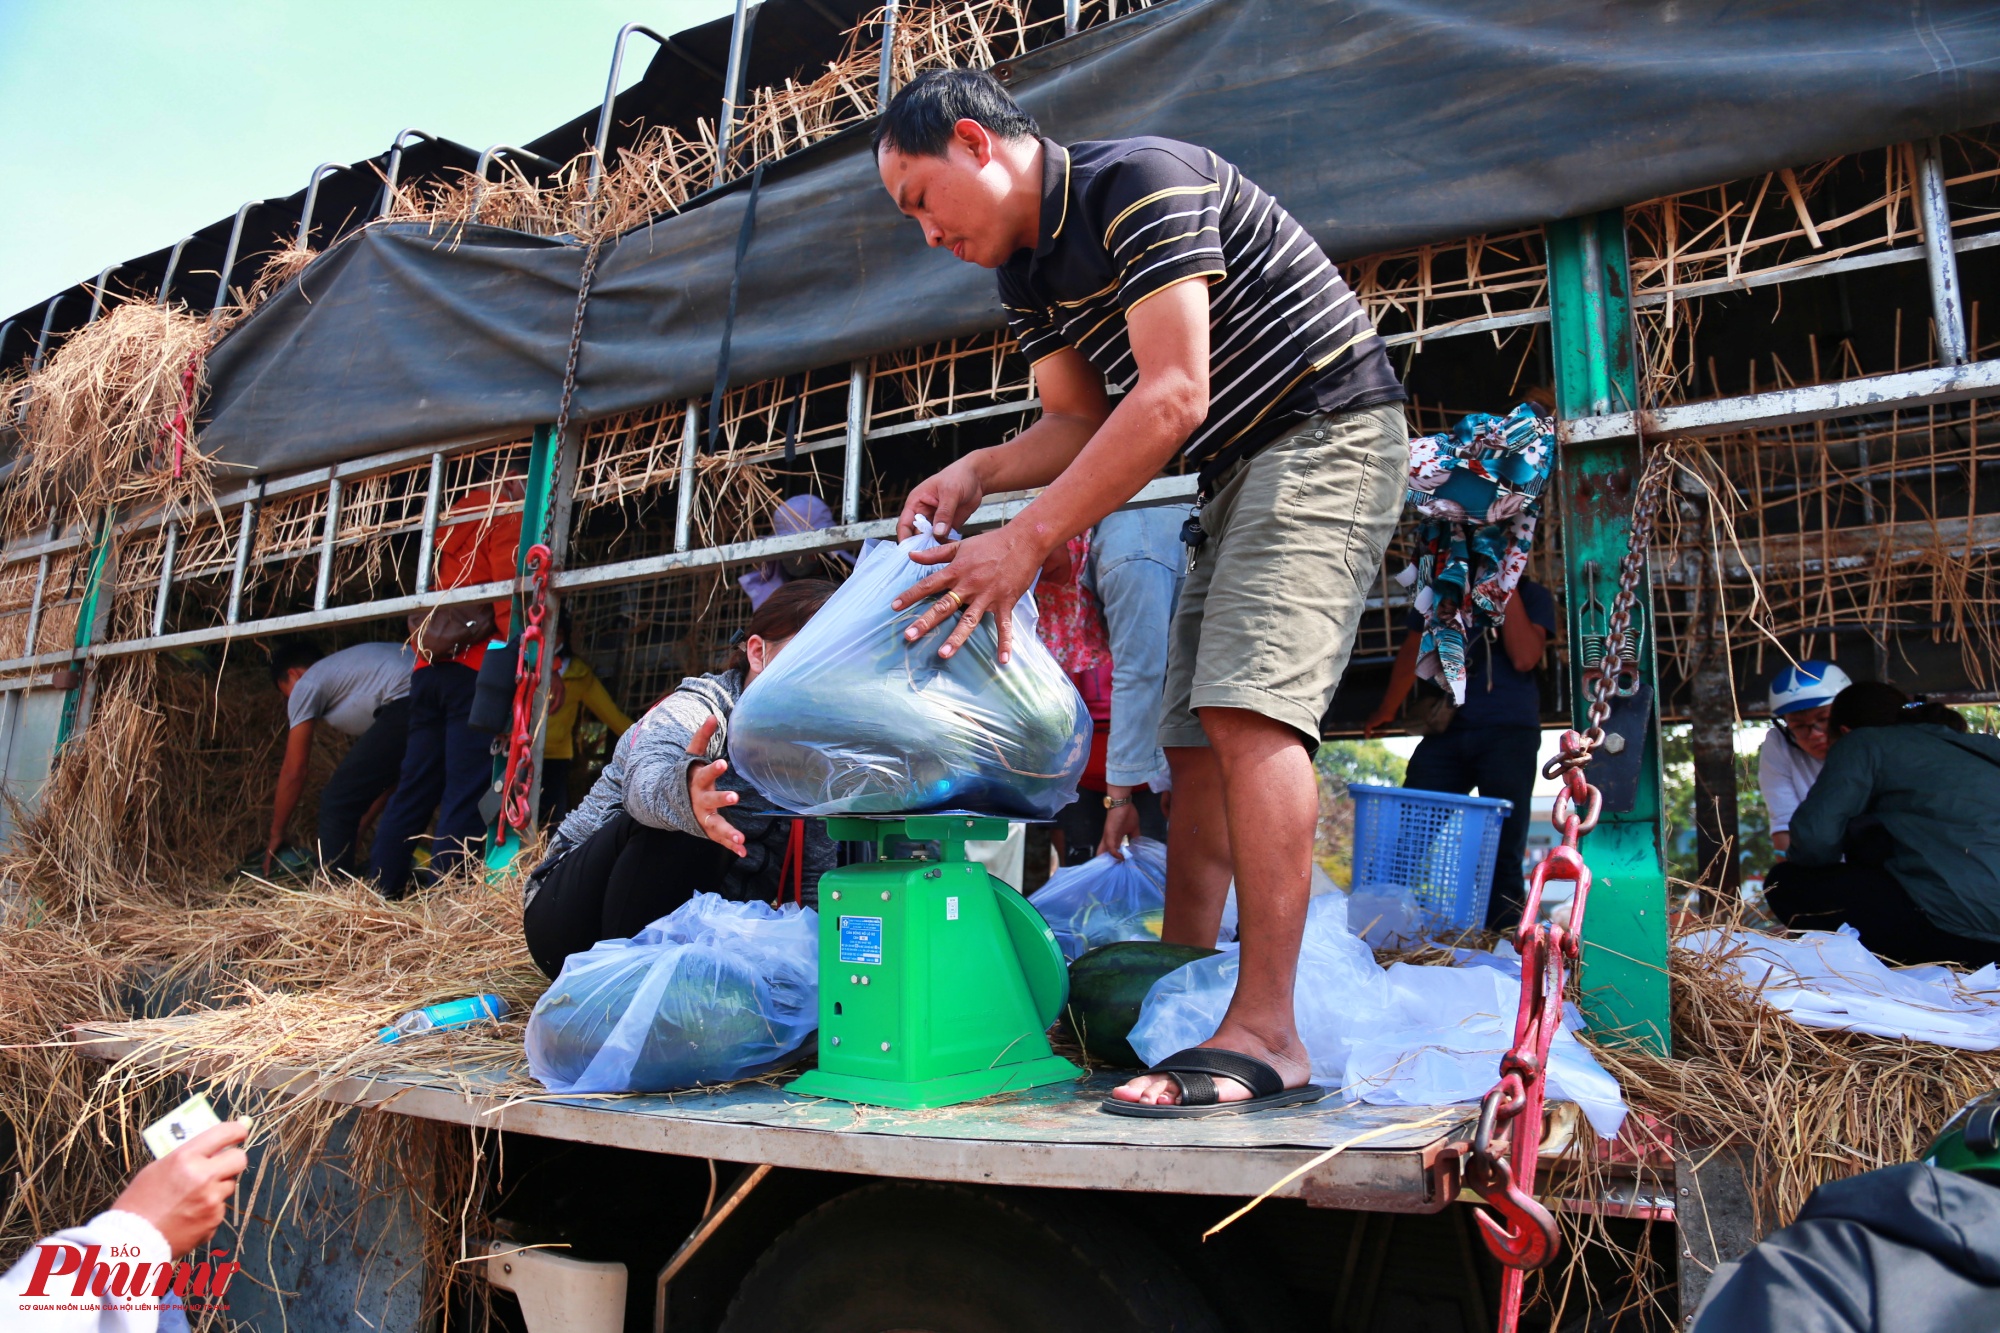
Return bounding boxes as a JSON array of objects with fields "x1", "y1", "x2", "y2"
[{"x1": 1397, "y1": 404, "x2": 1556, "y2": 704}]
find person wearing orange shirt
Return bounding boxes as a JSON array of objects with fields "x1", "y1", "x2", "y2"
[{"x1": 367, "y1": 478, "x2": 522, "y2": 897}]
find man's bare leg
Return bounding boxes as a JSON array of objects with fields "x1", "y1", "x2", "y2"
[
  {"x1": 1111, "y1": 706, "x2": 1316, "y2": 1105},
  {"x1": 1158, "y1": 744, "x2": 1232, "y2": 948}
]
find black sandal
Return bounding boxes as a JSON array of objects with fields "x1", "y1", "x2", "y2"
[{"x1": 1099, "y1": 1047, "x2": 1329, "y2": 1118}]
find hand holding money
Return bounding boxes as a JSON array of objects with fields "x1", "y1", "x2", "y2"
[{"x1": 116, "y1": 1117, "x2": 250, "y2": 1256}]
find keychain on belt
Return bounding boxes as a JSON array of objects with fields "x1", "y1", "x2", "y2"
[{"x1": 1181, "y1": 466, "x2": 1218, "y2": 575}]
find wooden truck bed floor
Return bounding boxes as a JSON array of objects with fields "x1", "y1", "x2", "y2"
[{"x1": 80, "y1": 1020, "x2": 1477, "y2": 1214}]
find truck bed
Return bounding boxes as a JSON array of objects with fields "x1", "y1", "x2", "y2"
[{"x1": 80, "y1": 1019, "x2": 1474, "y2": 1213}]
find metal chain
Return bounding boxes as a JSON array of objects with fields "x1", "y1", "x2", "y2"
[
  {"x1": 548, "y1": 238, "x2": 601, "y2": 544},
  {"x1": 498, "y1": 237, "x2": 599, "y2": 839},
  {"x1": 1547, "y1": 445, "x2": 1671, "y2": 780},
  {"x1": 1468, "y1": 438, "x2": 1668, "y2": 1333}
]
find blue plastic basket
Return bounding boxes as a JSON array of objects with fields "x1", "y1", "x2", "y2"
[{"x1": 1347, "y1": 784, "x2": 1513, "y2": 933}]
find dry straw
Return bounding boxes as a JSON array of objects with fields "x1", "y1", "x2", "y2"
[
  {"x1": 4, "y1": 304, "x2": 220, "y2": 539},
  {"x1": 0, "y1": 653, "x2": 526, "y2": 1325}
]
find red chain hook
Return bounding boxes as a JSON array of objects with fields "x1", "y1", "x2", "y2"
[
  {"x1": 498, "y1": 543, "x2": 554, "y2": 838},
  {"x1": 1463, "y1": 728, "x2": 1604, "y2": 1329}
]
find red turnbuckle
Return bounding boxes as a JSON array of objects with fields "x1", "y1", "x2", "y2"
[
  {"x1": 1466, "y1": 728, "x2": 1601, "y2": 1331},
  {"x1": 498, "y1": 544, "x2": 554, "y2": 838}
]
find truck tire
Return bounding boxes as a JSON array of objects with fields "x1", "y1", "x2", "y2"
[{"x1": 716, "y1": 1181, "x2": 1224, "y2": 1333}]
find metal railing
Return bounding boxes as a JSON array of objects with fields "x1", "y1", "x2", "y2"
[{"x1": 0, "y1": 137, "x2": 1993, "y2": 692}]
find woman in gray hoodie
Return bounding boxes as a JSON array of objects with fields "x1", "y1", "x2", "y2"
[{"x1": 523, "y1": 580, "x2": 837, "y2": 977}]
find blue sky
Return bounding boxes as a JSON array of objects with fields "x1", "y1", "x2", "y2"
[{"x1": 0, "y1": 0, "x2": 737, "y2": 321}]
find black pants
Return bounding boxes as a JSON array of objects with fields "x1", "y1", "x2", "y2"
[
  {"x1": 314, "y1": 698, "x2": 409, "y2": 873},
  {"x1": 367, "y1": 663, "x2": 488, "y2": 898},
  {"x1": 538, "y1": 757, "x2": 574, "y2": 827},
  {"x1": 1403, "y1": 724, "x2": 1540, "y2": 930},
  {"x1": 523, "y1": 811, "x2": 733, "y2": 978},
  {"x1": 1764, "y1": 860, "x2": 2000, "y2": 969},
  {"x1": 1054, "y1": 787, "x2": 1168, "y2": 867}
]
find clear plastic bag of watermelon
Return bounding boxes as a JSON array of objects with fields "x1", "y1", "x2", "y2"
[
  {"x1": 728, "y1": 530, "x2": 1091, "y2": 818},
  {"x1": 525, "y1": 893, "x2": 819, "y2": 1094},
  {"x1": 1029, "y1": 837, "x2": 1168, "y2": 961}
]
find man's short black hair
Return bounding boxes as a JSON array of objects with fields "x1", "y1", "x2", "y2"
[
  {"x1": 269, "y1": 641, "x2": 322, "y2": 687},
  {"x1": 875, "y1": 68, "x2": 1040, "y2": 158}
]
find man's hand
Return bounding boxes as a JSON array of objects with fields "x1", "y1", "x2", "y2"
[
  {"x1": 113, "y1": 1120, "x2": 249, "y2": 1258},
  {"x1": 1361, "y1": 707, "x2": 1397, "y2": 740},
  {"x1": 897, "y1": 456, "x2": 988, "y2": 542},
  {"x1": 685, "y1": 716, "x2": 746, "y2": 856},
  {"x1": 1097, "y1": 788, "x2": 1141, "y2": 859},
  {"x1": 890, "y1": 525, "x2": 1046, "y2": 664}
]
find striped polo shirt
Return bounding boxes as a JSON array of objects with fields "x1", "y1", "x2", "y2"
[{"x1": 998, "y1": 137, "x2": 1404, "y2": 479}]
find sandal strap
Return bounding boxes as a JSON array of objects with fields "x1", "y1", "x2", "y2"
[
  {"x1": 1145, "y1": 1047, "x2": 1286, "y2": 1099},
  {"x1": 1165, "y1": 1069, "x2": 1217, "y2": 1106}
]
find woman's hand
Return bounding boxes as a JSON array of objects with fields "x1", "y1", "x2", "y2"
[{"x1": 685, "y1": 715, "x2": 747, "y2": 856}]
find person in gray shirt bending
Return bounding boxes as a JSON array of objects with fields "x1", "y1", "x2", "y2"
[
  {"x1": 266, "y1": 640, "x2": 414, "y2": 874},
  {"x1": 523, "y1": 580, "x2": 838, "y2": 979}
]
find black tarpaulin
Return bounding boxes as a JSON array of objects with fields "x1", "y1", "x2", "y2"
[{"x1": 201, "y1": 0, "x2": 2000, "y2": 476}]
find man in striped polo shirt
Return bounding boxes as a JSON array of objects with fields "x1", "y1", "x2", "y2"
[{"x1": 878, "y1": 70, "x2": 1408, "y2": 1114}]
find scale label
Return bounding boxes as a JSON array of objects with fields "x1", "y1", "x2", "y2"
[
  {"x1": 838, "y1": 916, "x2": 883, "y2": 965},
  {"x1": 946, "y1": 897, "x2": 960, "y2": 921}
]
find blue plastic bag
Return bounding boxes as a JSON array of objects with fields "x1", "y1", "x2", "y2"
[
  {"x1": 525, "y1": 893, "x2": 818, "y2": 1094},
  {"x1": 728, "y1": 530, "x2": 1091, "y2": 818},
  {"x1": 1030, "y1": 838, "x2": 1168, "y2": 961}
]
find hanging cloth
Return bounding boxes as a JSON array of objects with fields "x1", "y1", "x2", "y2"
[{"x1": 1397, "y1": 404, "x2": 1555, "y2": 704}]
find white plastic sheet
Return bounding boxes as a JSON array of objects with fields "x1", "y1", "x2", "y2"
[
  {"x1": 1128, "y1": 893, "x2": 1629, "y2": 1137},
  {"x1": 1348, "y1": 883, "x2": 1425, "y2": 948},
  {"x1": 1030, "y1": 838, "x2": 1168, "y2": 961},
  {"x1": 525, "y1": 894, "x2": 819, "y2": 1094},
  {"x1": 1685, "y1": 925, "x2": 2000, "y2": 1050},
  {"x1": 729, "y1": 530, "x2": 1091, "y2": 818}
]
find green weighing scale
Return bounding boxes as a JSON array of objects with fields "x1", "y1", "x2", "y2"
[{"x1": 788, "y1": 814, "x2": 1082, "y2": 1110}]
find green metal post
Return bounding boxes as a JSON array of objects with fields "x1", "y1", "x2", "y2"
[
  {"x1": 486, "y1": 424, "x2": 563, "y2": 871},
  {"x1": 54, "y1": 511, "x2": 116, "y2": 749},
  {"x1": 1546, "y1": 212, "x2": 1671, "y2": 1054}
]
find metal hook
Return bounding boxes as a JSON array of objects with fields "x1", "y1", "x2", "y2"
[
  {"x1": 31, "y1": 292, "x2": 74, "y2": 372},
  {"x1": 713, "y1": 0, "x2": 756, "y2": 188},
  {"x1": 298, "y1": 162, "x2": 344, "y2": 247},
  {"x1": 210, "y1": 200, "x2": 261, "y2": 322},
  {"x1": 591, "y1": 24, "x2": 671, "y2": 202},
  {"x1": 87, "y1": 264, "x2": 121, "y2": 324},
  {"x1": 157, "y1": 234, "x2": 196, "y2": 307},
  {"x1": 471, "y1": 145, "x2": 561, "y2": 223},
  {"x1": 878, "y1": 0, "x2": 901, "y2": 107},
  {"x1": 1466, "y1": 1155, "x2": 1562, "y2": 1271},
  {"x1": 379, "y1": 129, "x2": 437, "y2": 219}
]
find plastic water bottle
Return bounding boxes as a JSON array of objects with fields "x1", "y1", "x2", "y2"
[{"x1": 380, "y1": 994, "x2": 508, "y2": 1043}]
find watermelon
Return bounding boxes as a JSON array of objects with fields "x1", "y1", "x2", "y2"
[{"x1": 1065, "y1": 941, "x2": 1219, "y2": 1068}]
